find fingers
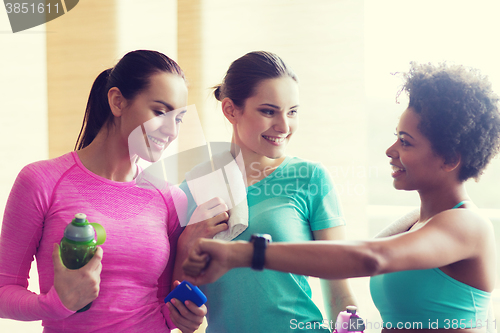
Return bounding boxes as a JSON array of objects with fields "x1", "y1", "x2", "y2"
[
  {"x1": 213, "y1": 219, "x2": 229, "y2": 234},
  {"x1": 212, "y1": 211, "x2": 229, "y2": 225},
  {"x1": 183, "y1": 206, "x2": 229, "y2": 242},
  {"x1": 52, "y1": 243, "x2": 65, "y2": 271},
  {"x1": 187, "y1": 246, "x2": 210, "y2": 265},
  {"x1": 190, "y1": 197, "x2": 228, "y2": 223},
  {"x1": 85, "y1": 246, "x2": 103, "y2": 272},
  {"x1": 184, "y1": 302, "x2": 207, "y2": 317},
  {"x1": 183, "y1": 257, "x2": 209, "y2": 277},
  {"x1": 202, "y1": 212, "x2": 229, "y2": 238},
  {"x1": 169, "y1": 298, "x2": 206, "y2": 319},
  {"x1": 182, "y1": 239, "x2": 232, "y2": 285},
  {"x1": 206, "y1": 199, "x2": 228, "y2": 219},
  {"x1": 182, "y1": 239, "x2": 212, "y2": 278},
  {"x1": 182, "y1": 240, "x2": 210, "y2": 277},
  {"x1": 167, "y1": 299, "x2": 205, "y2": 333}
]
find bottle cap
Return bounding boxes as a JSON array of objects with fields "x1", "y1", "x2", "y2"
[
  {"x1": 74, "y1": 213, "x2": 87, "y2": 222},
  {"x1": 64, "y1": 213, "x2": 96, "y2": 242},
  {"x1": 346, "y1": 305, "x2": 357, "y2": 314}
]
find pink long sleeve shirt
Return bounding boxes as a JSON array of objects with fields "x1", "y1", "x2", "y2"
[{"x1": 0, "y1": 152, "x2": 185, "y2": 332}]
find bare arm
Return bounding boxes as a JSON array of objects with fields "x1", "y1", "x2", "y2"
[
  {"x1": 266, "y1": 209, "x2": 486, "y2": 277},
  {"x1": 172, "y1": 197, "x2": 229, "y2": 285},
  {"x1": 168, "y1": 198, "x2": 228, "y2": 331},
  {"x1": 313, "y1": 227, "x2": 357, "y2": 321},
  {"x1": 183, "y1": 209, "x2": 489, "y2": 285}
]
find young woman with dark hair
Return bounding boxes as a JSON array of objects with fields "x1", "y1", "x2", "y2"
[
  {"x1": 175, "y1": 51, "x2": 357, "y2": 332},
  {"x1": 0, "y1": 50, "x2": 206, "y2": 332},
  {"x1": 183, "y1": 62, "x2": 500, "y2": 333}
]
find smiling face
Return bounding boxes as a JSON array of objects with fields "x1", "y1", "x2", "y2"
[
  {"x1": 385, "y1": 107, "x2": 449, "y2": 192},
  {"x1": 124, "y1": 72, "x2": 188, "y2": 162},
  {"x1": 231, "y1": 77, "x2": 299, "y2": 160}
]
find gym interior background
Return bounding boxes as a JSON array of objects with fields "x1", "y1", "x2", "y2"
[{"x1": 1, "y1": 1, "x2": 499, "y2": 332}]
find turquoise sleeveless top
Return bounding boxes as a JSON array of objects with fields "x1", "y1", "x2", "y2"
[{"x1": 369, "y1": 201, "x2": 491, "y2": 329}]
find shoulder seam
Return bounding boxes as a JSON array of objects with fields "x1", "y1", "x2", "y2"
[{"x1": 47, "y1": 163, "x2": 78, "y2": 218}]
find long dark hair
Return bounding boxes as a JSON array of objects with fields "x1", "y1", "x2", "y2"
[
  {"x1": 214, "y1": 51, "x2": 297, "y2": 107},
  {"x1": 75, "y1": 50, "x2": 185, "y2": 150}
]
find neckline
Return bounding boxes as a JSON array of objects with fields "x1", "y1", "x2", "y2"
[
  {"x1": 407, "y1": 200, "x2": 473, "y2": 232},
  {"x1": 71, "y1": 151, "x2": 137, "y2": 187},
  {"x1": 451, "y1": 200, "x2": 470, "y2": 209},
  {"x1": 247, "y1": 156, "x2": 292, "y2": 189}
]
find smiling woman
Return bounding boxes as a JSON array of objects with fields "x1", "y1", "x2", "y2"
[
  {"x1": 215, "y1": 51, "x2": 300, "y2": 184},
  {"x1": 175, "y1": 51, "x2": 358, "y2": 333},
  {"x1": 181, "y1": 62, "x2": 500, "y2": 333},
  {"x1": 223, "y1": 76, "x2": 299, "y2": 171},
  {"x1": 124, "y1": 73, "x2": 188, "y2": 164},
  {"x1": 0, "y1": 50, "x2": 206, "y2": 333},
  {"x1": 387, "y1": 108, "x2": 453, "y2": 192}
]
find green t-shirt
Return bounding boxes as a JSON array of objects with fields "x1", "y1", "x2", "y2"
[{"x1": 180, "y1": 156, "x2": 345, "y2": 332}]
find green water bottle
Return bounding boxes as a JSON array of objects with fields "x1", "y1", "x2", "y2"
[{"x1": 60, "y1": 213, "x2": 106, "y2": 312}]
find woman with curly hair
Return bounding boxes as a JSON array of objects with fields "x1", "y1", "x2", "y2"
[{"x1": 183, "y1": 62, "x2": 500, "y2": 332}]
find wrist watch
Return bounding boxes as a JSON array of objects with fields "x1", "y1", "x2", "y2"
[{"x1": 249, "y1": 234, "x2": 272, "y2": 270}]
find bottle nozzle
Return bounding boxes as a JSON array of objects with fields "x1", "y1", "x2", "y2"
[
  {"x1": 74, "y1": 213, "x2": 87, "y2": 222},
  {"x1": 346, "y1": 305, "x2": 357, "y2": 314}
]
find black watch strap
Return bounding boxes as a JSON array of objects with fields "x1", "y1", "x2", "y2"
[{"x1": 250, "y1": 234, "x2": 272, "y2": 270}]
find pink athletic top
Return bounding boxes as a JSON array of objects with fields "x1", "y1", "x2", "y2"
[{"x1": 0, "y1": 152, "x2": 186, "y2": 332}]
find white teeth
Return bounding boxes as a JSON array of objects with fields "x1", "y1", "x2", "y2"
[
  {"x1": 392, "y1": 165, "x2": 405, "y2": 172},
  {"x1": 263, "y1": 135, "x2": 286, "y2": 143},
  {"x1": 148, "y1": 135, "x2": 167, "y2": 147}
]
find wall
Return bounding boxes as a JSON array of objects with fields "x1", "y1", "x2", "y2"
[{"x1": 2, "y1": 1, "x2": 500, "y2": 332}]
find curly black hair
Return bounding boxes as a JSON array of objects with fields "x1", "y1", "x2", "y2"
[{"x1": 400, "y1": 62, "x2": 500, "y2": 181}]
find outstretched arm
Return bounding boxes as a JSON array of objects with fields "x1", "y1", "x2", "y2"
[{"x1": 183, "y1": 208, "x2": 490, "y2": 285}]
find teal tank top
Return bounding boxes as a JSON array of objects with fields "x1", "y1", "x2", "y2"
[{"x1": 369, "y1": 201, "x2": 491, "y2": 329}]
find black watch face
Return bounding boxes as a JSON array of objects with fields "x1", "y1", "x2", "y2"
[{"x1": 255, "y1": 237, "x2": 267, "y2": 246}]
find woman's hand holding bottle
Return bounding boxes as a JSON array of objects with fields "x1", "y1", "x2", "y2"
[{"x1": 52, "y1": 243, "x2": 103, "y2": 311}]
